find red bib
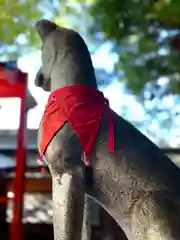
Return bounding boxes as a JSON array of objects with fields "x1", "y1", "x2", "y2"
[{"x1": 39, "y1": 85, "x2": 114, "y2": 167}]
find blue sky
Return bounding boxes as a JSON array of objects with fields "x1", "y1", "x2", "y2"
[{"x1": 0, "y1": 43, "x2": 143, "y2": 130}]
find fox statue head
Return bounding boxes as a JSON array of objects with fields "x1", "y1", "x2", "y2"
[{"x1": 35, "y1": 19, "x2": 97, "y2": 91}]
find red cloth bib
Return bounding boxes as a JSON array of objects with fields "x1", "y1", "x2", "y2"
[{"x1": 38, "y1": 85, "x2": 114, "y2": 167}]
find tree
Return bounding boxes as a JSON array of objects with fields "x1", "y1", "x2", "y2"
[
  {"x1": 0, "y1": 0, "x2": 38, "y2": 59},
  {"x1": 90, "y1": 0, "x2": 180, "y2": 95}
]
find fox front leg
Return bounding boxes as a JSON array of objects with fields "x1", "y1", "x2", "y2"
[{"x1": 52, "y1": 172, "x2": 85, "y2": 240}]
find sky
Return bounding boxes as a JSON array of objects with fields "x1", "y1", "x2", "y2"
[{"x1": 0, "y1": 43, "x2": 142, "y2": 130}]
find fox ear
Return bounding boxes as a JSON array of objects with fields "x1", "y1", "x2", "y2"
[{"x1": 35, "y1": 19, "x2": 57, "y2": 42}]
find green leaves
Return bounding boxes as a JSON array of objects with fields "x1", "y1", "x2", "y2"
[
  {"x1": 89, "y1": 0, "x2": 180, "y2": 96},
  {"x1": 0, "y1": 0, "x2": 42, "y2": 59}
]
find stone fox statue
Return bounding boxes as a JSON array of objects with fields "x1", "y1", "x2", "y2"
[{"x1": 35, "y1": 19, "x2": 180, "y2": 240}]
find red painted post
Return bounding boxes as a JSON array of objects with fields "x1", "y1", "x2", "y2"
[
  {"x1": 0, "y1": 67, "x2": 27, "y2": 240},
  {"x1": 9, "y1": 73, "x2": 27, "y2": 240}
]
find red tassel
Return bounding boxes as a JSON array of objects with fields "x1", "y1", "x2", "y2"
[
  {"x1": 37, "y1": 153, "x2": 45, "y2": 174},
  {"x1": 83, "y1": 152, "x2": 90, "y2": 167}
]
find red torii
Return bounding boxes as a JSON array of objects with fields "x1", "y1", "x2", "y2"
[{"x1": 0, "y1": 64, "x2": 27, "y2": 240}]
